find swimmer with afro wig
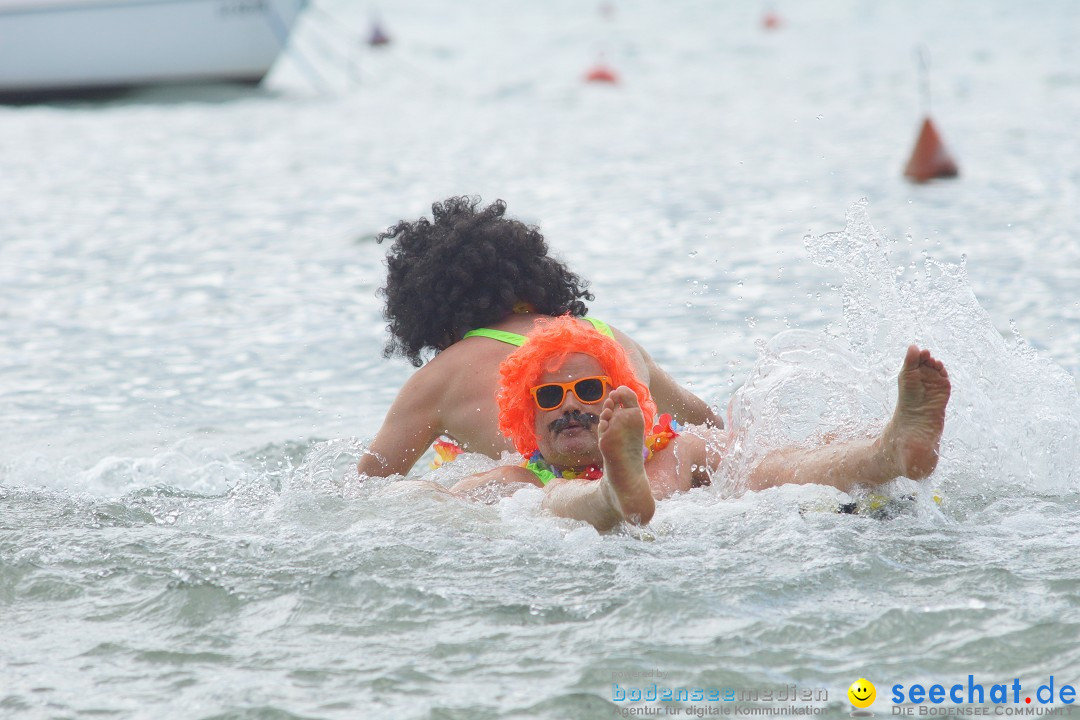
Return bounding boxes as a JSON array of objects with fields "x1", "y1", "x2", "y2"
[
  {"x1": 377, "y1": 196, "x2": 593, "y2": 367},
  {"x1": 358, "y1": 196, "x2": 722, "y2": 478}
]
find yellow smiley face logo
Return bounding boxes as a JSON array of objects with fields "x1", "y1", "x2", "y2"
[{"x1": 848, "y1": 678, "x2": 876, "y2": 708}]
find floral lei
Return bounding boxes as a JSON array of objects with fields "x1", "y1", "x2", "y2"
[{"x1": 521, "y1": 414, "x2": 681, "y2": 485}]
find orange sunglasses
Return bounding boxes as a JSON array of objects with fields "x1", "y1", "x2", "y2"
[{"x1": 529, "y1": 375, "x2": 610, "y2": 410}]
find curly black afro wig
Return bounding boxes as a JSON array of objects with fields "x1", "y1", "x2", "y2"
[{"x1": 377, "y1": 196, "x2": 593, "y2": 366}]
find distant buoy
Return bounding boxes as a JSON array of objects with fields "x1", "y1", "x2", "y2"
[
  {"x1": 762, "y1": 11, "x2": 782, "y2": 30},
  {"x1": 585, "y1": 63, "x2": 619, "y2": 84},
  {"x1": 368, "y1": 22, "x2": 391, "y2": 47},
  {"x1": 598, "y1": 2, "x2": 615, "y2": 19},
  {"x1": 903, "y1": 116, "x2": 959, "y2": 183}
]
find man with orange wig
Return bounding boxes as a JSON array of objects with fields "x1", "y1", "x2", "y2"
[{"x1": 447, "y1": 316, "x2": 951, "y2": 532}]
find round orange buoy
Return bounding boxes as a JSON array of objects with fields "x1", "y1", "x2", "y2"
[
  {"x1": 585, "y1": 63, "x2": 619, "y2": 84},
  {"x1": 368, "y1": 22, "x2": 391, "y2": 47},
  {"x1": 762, "y1": 11, "x2": 782, "y2": 30},
  {"x1": 903, "y1": 116, "x2": 959, "y2": 183}
]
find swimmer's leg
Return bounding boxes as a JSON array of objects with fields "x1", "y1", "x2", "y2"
[{"x1": 747, "y1": 345, "x2": 951, "y2": 492}]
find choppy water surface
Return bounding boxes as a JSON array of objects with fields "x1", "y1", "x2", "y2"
[{"x1": 2, "y1": 1, "x2": 1079, "y2": 718}]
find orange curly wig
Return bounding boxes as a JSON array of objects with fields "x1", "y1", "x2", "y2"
[{"x1": 496, "y1": 316, "x2": 656, "y2": 456}]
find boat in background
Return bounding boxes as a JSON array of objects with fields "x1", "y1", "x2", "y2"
[{"x1": 0, "y1": 0, "x2": 307, "y2": 101}]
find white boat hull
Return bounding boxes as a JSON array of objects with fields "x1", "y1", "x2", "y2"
[{"x1": 0, "y1": 0, "x2": 306, "y2": 96}]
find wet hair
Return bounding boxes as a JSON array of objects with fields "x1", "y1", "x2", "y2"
[
  {"x1": 377, "y1": 196, "x2": 594, "y2": 366},
  {"x1": 497, "y1": 315, "x2": 656, "y2": 456}
]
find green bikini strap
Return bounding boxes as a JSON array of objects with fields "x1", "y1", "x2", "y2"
[
  {"x1": 583, "y1": 316, "x2": 614, "y2": 338},
  {"x1": 463, "y1": 317, "x2": 611, "y2": 346},
  {"x1": 461, "y1": 328, "x2": 528, "y2": 346}
]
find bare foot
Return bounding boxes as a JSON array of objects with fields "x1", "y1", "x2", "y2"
[
  {"x1": 597, "y1": 386, "x2": 655, "y2": 524},
  {"x1": 881, "y1": 345, "x2": 951, "y2": 479}
]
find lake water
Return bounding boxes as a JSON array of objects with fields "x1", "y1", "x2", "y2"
[{"x1": 2, "y1": 1, "x2": 1079, "y2": 718}]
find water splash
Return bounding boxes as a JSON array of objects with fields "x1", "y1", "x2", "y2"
[{"x1": 720, "y1": 200, "x2": 1080, "y2": 497}]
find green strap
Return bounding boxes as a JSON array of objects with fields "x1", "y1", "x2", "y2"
[
  {"x1": 462, "y1": 328, "x2": 528, "y2": 346},
  {"x1": 584, "y1": 316, "x2": 614, "y2": 338},
  {"x1": 463, "y1": 316, "x2": 613, "y2": 347}
]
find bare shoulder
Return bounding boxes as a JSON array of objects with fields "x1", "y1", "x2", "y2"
[
  {"x1": 422, "y1": 339, "x2": 506, "y2": 399},
  {"x1": 405, "y1": 340, "x2": 489, "y2": 387},
  {"x1": 603, "y1": 322, "x2": 651, "y2": 382},
  {"x1": 425, "y1": 335, "x2": 504, "y2": 369},
  {"x1": 393, "y1": 355, "x2": 450, "y2": 408},
  {"x1": 384, "y1": 345, "x2": 490, "y2": 425},
  {"x1": 603, "y1": 321, "x2": 638, "y2": 350}
]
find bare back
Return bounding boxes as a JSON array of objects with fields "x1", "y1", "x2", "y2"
[{"x1": 359, "y1": 315, "x2": 655, "y2": 477}]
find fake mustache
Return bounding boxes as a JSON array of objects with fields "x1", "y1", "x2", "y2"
[{"x1": 549, "y1": 410, "x2": 600, "y2": 434}]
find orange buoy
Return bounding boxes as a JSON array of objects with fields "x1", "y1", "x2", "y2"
[
  {"x1": 584, "y1": 63, "x2": 619, "y2": 84},
  {"x1": 762, "y1": 11, "x2": 782, "y2": 30},
  {"x1": 903, "y1": 116, "x2": 959, "y2": 183},
  {"x1": 368, "y1": 21, "x2": 391, "y2": 47}
]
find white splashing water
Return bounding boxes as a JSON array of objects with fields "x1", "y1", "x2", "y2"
[{"x1": 719, "y1": 200, "x2": 1080, "y2": 495}]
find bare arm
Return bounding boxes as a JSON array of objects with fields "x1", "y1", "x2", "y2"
[
  {"x1": 621, "y1": 332, "x2": 723, "y2": 429},
  {"x1": 358, "y1": 369, "x2": 444, "y2": 478}
]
